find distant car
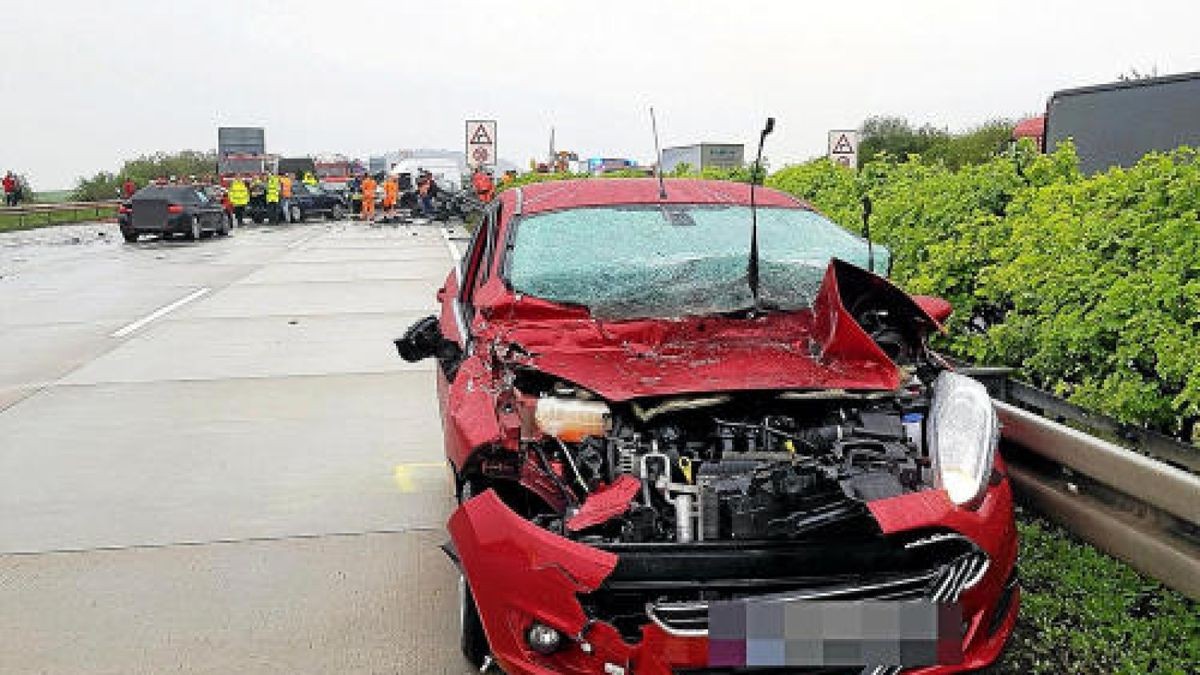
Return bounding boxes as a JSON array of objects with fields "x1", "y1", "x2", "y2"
[
  {"x1": 246, "y1": 183, "x2": 348, "y2": 223},
  {"x1": 118, "y1": 185, "x2": 231, "y2": 243},
  {"x1": 288, "y1": 183, "x2": 348, "y2": 221}
]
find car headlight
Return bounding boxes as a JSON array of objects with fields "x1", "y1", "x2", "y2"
[{"x1": 929, "y1": 371, "x2": 999, "y2": 507}]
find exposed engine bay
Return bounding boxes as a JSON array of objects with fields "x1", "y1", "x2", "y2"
[{"x1": 483, "y1": 380, "x2": 934, "y2": 545}]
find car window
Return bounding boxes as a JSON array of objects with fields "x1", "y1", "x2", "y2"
[
  {"x1": 473, "y1": 206, "x2": 499, "y2": 292},
  {"x1": 508, "y1": 204, "x2": 890, "y2": 319},
  {"x1": 193, "y1": 189, "x2": 209, "y2": 204},
  {"x1": 459, "y1": 215, "x2": 491, "y2": 305}
]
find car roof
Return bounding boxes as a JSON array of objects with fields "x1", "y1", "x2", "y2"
[
  {"x1": 133, "y1": 185, "x2": 198, "y2": 198},
  {"x1": 506, "y1": 178, "x2": 809, "y2": 215}
]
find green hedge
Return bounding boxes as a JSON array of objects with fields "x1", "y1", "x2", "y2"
[{"x1": 768, "y1": 143, "x2": 1200, "y2": 438}]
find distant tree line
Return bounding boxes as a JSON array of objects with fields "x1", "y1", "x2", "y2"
[
  {"x1": 857, "y1": 116, "x2": 1016, "y2": 170},
  {"x1": 72, "y1": 150, "x2": 218, "y2": 201}
]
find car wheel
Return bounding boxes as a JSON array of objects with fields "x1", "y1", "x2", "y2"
[
  {"x1": 330, "y1": 204, "x2": 346, "y2": 221},
  {"x1": 459, "y1": 575, "x2": 489, "y2": 669},
  {"x1": 121, "y1": 227, "x2": 138, "y2": 243},
  {"x1": 291, "y1": 205, "x2": 303, "y2": 223},
  {"x1": 218, "y1": 214, "x2": 231, "y2": 236},
  {"x1": 188, "y1": 216, "x2": 201, "y2": 241}
]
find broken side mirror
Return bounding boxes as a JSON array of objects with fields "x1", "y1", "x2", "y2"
[
  {"x1": 912, "y1": 295, "x2": 953, "y2": 324},
  {"x1": 395, "y1": 315, "x2": 445, "y2": 362},
  {"x1": 395, "y1": 315, "x2": 465, "y2": 378}
]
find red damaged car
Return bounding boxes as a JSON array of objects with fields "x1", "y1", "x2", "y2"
[{"x1": 396, "y1": 178, "x2": 1018, "y2": 674}]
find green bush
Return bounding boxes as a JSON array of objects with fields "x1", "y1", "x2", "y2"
[
  {"x1": 73, "y1": 150, "x2": 218, "y2": 201},
  {"x1": 769, "y1": 142, "x2": 1199, "y2": 439}
]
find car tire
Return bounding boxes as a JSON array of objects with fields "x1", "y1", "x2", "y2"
[
  {"x1": 290, "y1": 205, "x2": 303, "y2": 223},
  {"x1": 187, "y1": 216, "x2": 201, "y2": 241},
  {"x1": 121, "y1": 228, "x2": 138, "y2": 243},
  {"x1": 218, "y1": 214, "x2": 231, "y2": 236},
  {"x1": 330, "y1": 204, "x2": 346, "y2": 221},
  {"x1": 459, "y1": 575, "x2": 489, "y2": 669}
]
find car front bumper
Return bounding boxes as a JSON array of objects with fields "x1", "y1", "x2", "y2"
[{"x1": 447, "y1": 470, "x2": 1018, "y2": 675}]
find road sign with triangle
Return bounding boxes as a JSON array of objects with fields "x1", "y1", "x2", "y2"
[
  {"x1": 470, "y1": 125, "x2": 493, "y2": 145},
  {"x1": 827, "y1": 129, "x2": 859, "y2": 169},
  {"x1": 466, "y1": 120, "x2": 498, "y2": 169}
]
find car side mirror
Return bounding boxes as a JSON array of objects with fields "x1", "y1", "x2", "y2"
[
  {"x1": 912, "y1": 295, "x2": 953, "y2": 324},
  {"x1": 395, "y1": 315, "x2": 446, "y2": 362}
]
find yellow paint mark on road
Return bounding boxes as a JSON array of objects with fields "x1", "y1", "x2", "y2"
[{"x1": 393, "y1": 462, "x2": 447, "y2": 493}]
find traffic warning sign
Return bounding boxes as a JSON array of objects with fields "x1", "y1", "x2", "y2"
[
  {"x1": 466, "y1": 120, "x2": 497, "y2": 169},
  {"x1": 827, "y1": 130, "x2": 859, "y2": 169}
]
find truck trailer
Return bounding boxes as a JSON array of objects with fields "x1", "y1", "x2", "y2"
[{"x1": 1016, "y1": 71, "x2": 1200, "y2": 173}]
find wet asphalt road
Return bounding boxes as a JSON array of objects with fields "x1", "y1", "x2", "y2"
[{"x1": 0, "y1": 220, "x2": 476, "y2": 674}]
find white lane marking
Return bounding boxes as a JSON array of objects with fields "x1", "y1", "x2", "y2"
[
  {"x1": 286, "y1": 232, "x2": 322, "y2": 249},
  {"x1": 440, "y1": 227, "x2": 462, "y2": 262},
  {"x1": 110, "y1": 287, "x2": 211, "y2": 338}
]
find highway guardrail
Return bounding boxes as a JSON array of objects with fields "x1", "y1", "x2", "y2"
[
  {"x1": 0, "y1": 200, "x2": 120, "y2": 227},
  {"x1": 956, "y1": 364, "x2": 1200, "y2": 601}
]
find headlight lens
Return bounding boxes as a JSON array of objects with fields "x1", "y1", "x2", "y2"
[{"x1": 929, "y1": 371, "x2": 999, "y2": 507}]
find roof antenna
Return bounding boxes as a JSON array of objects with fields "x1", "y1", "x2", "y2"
[
  {"x1": 862, "y1": 194, "x2": 875, "y2": 273},
  {"x1": 649, "y1": 107, "x2": 668, "y2": 199},
  {"x1": 748, "y1": 116, "x2": 775, "y2": 311}
]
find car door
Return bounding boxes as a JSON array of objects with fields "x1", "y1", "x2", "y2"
[
  {"x1": 191, "y1": 188, "x2": 220, "y2": 228},
  {"x1": 437, "y1": 200, "x2": 502, "y2": 468}
]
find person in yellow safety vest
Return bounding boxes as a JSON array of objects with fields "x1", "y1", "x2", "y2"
[
  {"x1": 228, "y1": 175, "x2": 250, "y2": 227},
  {"x1": 266, "y1": 174, "x2": 281, "y2": 224},
  {"x1": 279, "y1": 174, "x2": 294, "y2": 223},
  {"x1": 302, "y1": 171, "x2": 317, "y2": 187}
]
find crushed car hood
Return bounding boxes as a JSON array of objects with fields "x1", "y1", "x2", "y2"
[{"x1": 475, "y1": 262, "x2": 907, "y2": 401}]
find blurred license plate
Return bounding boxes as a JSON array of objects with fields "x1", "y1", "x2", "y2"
[{"x1": 708, "y1": 599, "x2": 962, "y2": 668}]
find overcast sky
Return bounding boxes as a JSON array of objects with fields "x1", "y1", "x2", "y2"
[{"x1": 2, "y1": 0, "x2": 1198, "y2": 189}]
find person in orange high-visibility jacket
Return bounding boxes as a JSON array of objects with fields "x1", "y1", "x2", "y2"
[
  {"x1": 471, "y1": 167, "x2": 495, "y2": 203},
  {"x1": 359, "y1": 174, "x2": 377, "y2": 221},
  {"x1": 382, "y1": 175, "x2": 398, "y2": 220},
  {"x1": 279, "y1": 174, "x2": 294, "y2": 223}
]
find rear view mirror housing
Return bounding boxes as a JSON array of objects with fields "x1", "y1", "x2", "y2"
[
  {"x1": 395, "y1": 315, "x2": 446, "y2": 362},
  {"x1": 396, "y1": 315, "x2": 465, "y2": 379}
]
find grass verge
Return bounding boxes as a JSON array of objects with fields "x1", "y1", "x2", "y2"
[
  {"x1": 0, "y1": 207, "x2": 117, "y2": 233},
  {"x1": 988, "y1": 509, "x2": 1198, "y2": 673}
]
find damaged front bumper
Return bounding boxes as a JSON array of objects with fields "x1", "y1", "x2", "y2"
[{"x1": 447, "y1": 478, "x2": 1018, "y2": 675}]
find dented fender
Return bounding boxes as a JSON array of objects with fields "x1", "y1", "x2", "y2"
[{"x1": 448, "y1": 490, "x2": 620, "y2": 673}]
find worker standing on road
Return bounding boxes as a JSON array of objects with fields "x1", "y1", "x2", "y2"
[
  {"x1": 2, "y1": 172, "x2": 15, "y2": 207},
  {"x1": 228, "y1": 175, "x2": 250, "y2": 226},
  {"x1": 359, "y1": 173, "x2": 377, "y2": 222},
  {"x1": 417, "y1": 171, "x2": 432, "y2": 218},
  {"x1": 471, "y1": 167, "x2": 495, "y2": 203},
  {"x1": 266, "y1": 173, "x2": 281, "y2": 224},
  {"x1": 122, "y1": 177, "x2": 137, "y2": 199},
  {"x1": 302, "y1": 171, "x2": 317, "y2": 187},
  {"x1": 280, "y1": 173, "x2": 294, "y2": 223},
  {"x1": 382, "y1": 174, "x2": 398, "y2": 221}
]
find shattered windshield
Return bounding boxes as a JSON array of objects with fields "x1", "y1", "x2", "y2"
[{"x1": 508, "y1": 204, "x2": 889, "y2": 319}]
